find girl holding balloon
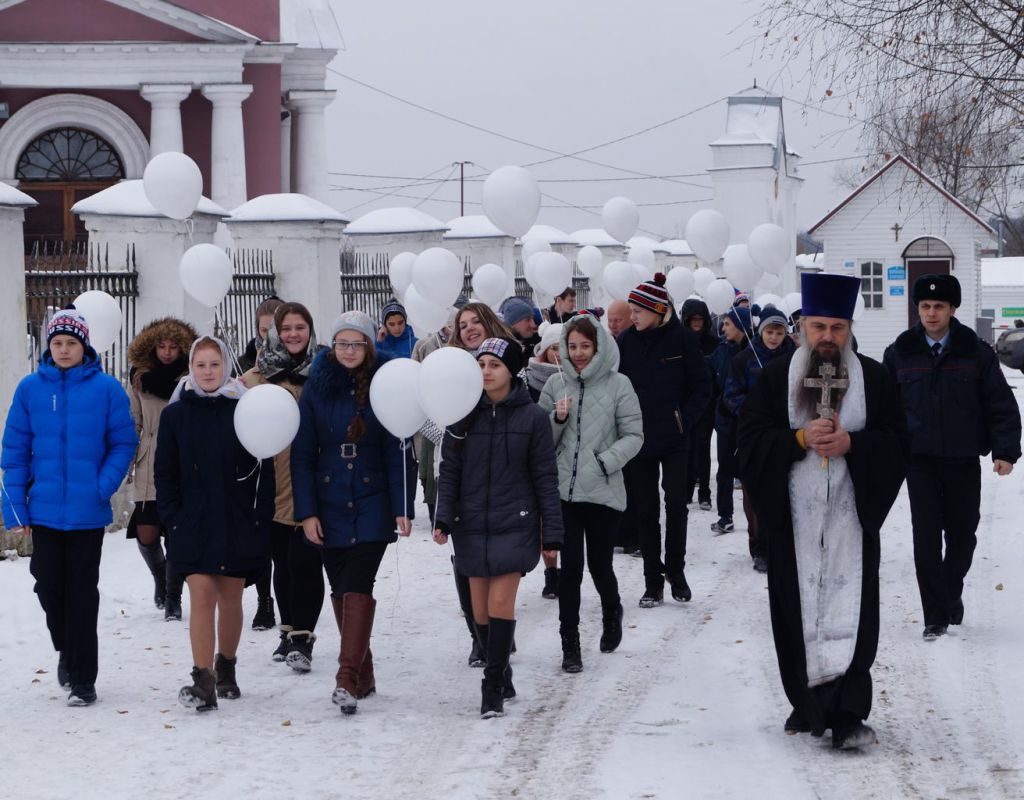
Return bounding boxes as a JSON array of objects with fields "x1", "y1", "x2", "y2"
[
  {"x1": 154, "y1": 336, "x2": 275, "y2": 712},
  {"x1": 290, "y1": 311, "x2": 415, "y2": 716},
  {"x1": 240, "y1": 302, "x2": 327, "y2": 669},
  {"x1": 433, "y1": 337, "x2": 563, "y2": 718}
]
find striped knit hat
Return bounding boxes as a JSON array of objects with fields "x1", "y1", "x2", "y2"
[
  {"x1": 47, "y1": 306, "x2": 91, "y2": 348},
  {"x1": 628, "y1": 273, "x2": 671, "y2": 316}
]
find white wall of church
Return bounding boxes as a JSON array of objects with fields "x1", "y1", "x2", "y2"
[{"x1": 812, "y1": 162, "x2": 991, "y2": 360}]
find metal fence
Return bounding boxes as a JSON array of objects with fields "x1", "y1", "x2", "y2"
[
  {"x1": 25, "y1": 241, "x2": 138, "y2": 382},
  {"x1": 215, "y1": 248, "x2": 277, "y2": 359}
]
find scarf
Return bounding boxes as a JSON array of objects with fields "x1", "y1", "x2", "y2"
[
  {"x1": 136, "y1": 356, "x2": 189, "y2": 400},
  {"x1": 256, "y1": 325, "x2": 318, "y2": 384},
  {"x1": 170, "y1": 337, "x2": 248, "y2": 403}
]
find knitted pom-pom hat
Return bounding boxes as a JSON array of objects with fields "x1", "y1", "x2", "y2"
[{"x1": 627, "y1": 272, "x2": 671, "y2": 316}]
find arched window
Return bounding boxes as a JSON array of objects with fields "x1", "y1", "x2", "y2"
[{"x1": 16, "y1": 128, "x2": 124, "y2": 182}]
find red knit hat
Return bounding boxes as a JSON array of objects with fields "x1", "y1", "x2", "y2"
[{"x1": 628, "y1": 273, "x2": 671, "y2": 315}]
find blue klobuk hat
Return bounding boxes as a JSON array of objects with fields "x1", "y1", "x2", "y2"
[{"x1": 800, "y1": 272, "x2": 861, "y2": 320}]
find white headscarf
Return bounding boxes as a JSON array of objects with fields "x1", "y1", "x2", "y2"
[{"x1": 169, "y1": 336, "x2": 247, "y2": 403}]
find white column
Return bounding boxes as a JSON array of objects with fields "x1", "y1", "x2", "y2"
[
  {"x1": 280, "y1": 107, "x2": 292, "y2": 193},
  {"x1": 0, "y1": 207, "x2": 29, "y2": 425},
  {"x1": 201, "y1": 84, "x2": 253, "y2": 212},
  {"x1": 287, "y1": 90, "x2": 336, "y2": 203},
  {"x1": 140, "y1": 83, "x2": 191, "y2": 156}
]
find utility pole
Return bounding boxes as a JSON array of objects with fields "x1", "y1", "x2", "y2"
[{"x1": 452, "y1": 161, "x2": 474, "y2": 216}]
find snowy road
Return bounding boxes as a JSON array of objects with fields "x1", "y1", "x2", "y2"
[{"x1": 2, "y1": 390, "x2": 1023, "y2": 799}]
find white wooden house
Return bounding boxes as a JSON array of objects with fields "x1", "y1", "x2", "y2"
[{"x1": 807, "y1": 155, "x2": 996, "y2": 359}]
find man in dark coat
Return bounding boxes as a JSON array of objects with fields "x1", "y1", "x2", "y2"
[
  {"x1": 737, "y1": 272, "x2": 908, "y2": 751},
  {"x1": 882, "y1": 274, "x2": 1021, "y2": 639},
  {"x1": 680, "y1": 298, "x2": 719, "y2": 510},
  {"x1": 618, "y1": 274, "x2": 711, "y2": 607}
]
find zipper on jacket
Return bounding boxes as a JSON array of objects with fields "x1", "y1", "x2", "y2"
[
  {"x1": 566, "y1": 381, "x2": 585, "y2": 501},
  {"x1": 60, "y1": 372, "x2": 68, "y2": 517}
]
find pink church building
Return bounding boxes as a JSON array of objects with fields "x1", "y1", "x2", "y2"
[{"x1": 0, "y1": 0, "x2": 340, "y2": 246}]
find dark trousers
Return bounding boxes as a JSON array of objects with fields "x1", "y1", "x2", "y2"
[
  {"x1": 321, "y1": 542, "x2": 389, "y2": 598},
  {"x1": 284, "y1": 526, "x2": 327, "y2": 631},
  {"x1": 906, "y1": 456, "x2": 981, "y2": 626},
  {"x1": 687, "y1": 414, "x2": 714, "y2": 503},
  {"x1": 558, "y1": 502, "x2": 621, "y2": 633},
  {"x1": 29, "y1": 526, "x2": 104, "y2": 685},
  {"x1": 715, "y1": 421, "x2": 737, "y2": 520},
  {"x1": 624, "y1": 450, "x2": 689, "y2": 589},
  {"x1": 742, "y1": 487, "x2": 763, "y2": 559},
  {"x1": 253, "y1": 522, "x2": 291, "y2": 606}
]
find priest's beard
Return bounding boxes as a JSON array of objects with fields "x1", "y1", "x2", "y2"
[{"x1": 798, "y1": 339, "x2": 850, "y2": 420}]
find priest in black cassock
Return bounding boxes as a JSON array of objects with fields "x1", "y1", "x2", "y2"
[{"x1": 737, "y1": 272, "x2": 908, "y2": 751}]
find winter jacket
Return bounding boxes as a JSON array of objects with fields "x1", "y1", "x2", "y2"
[
  {"x1": 617, "y1": 312, "x2": 712, "y2": 458},
  {"x1": 126, "y1": 318, "x2": 196, "y2": 504},
  {"x1": 680, "y1": 299, "x2": 720, "y2": 357},
  {"x1": 709, "y1": 338, "x2": 746, "y2": 429},
  {"x1": 538, "y1": 318, "x2": 643, "y2": 510},
  {"x1": 435, "y1": 381, "x2": 564, "y2": 577},
  {"x1": 240, "y1": 368, "x2": 304, "y2": 525},
  {"x1": 154, "y1": 389, "x2": 274, "y2": 575},
  {"x1": 290, "y1": 351, "x2": 416, "y2": 549},
  {"x1": 526, "y1": 359, "x2": 561, "y2": 403},
  {"x1": 723, "y1": 336, "x2": 796, "y2": 418},
  {"x1": 377, "y1": 326, "x2": 418, "y2": 360},
  {"x1": 882, "y1": 318, "x2": 1022, "y2": 462},
  {"x1": 1, "y1": 353, "x2": 137, "y2": 531}
]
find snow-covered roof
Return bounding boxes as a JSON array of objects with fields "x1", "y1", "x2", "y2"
[
  {"x1": 570, "y1": 228, "x2": 622, "y2": 247},
  {"x1": 660, "y1": 239, "x2": 694, "y2": 257},
  {"x1": 70, "y1": 180, "x2": 227, "y2": 218},
  {"x1": 521, "y1": 224, "x2": 577, "y2": 245},
  {"x1": 626, "y1": 235, "x2": 668, "y2": 253},
  {"x1": 0, "y1": 182, "x2": 37, "y2": 207},
  {"x1": 982, "y1": 257, "x2": 1024, "y2": 287},
  {"x1": 280, "y1": 0, "x2": 345, "y2": 49},
  {"x1": 443, "y1": 215, "x2": 510, "y2": 239},
  {"x1": 227, "y1": 193, "x2": 348, "y2": 223},
  {"x1": 796, "y1": 253, "x2": 824, "y2": 269},
  {"x1": 345, "y1": 207, "x2": 448, "y2": 235}
]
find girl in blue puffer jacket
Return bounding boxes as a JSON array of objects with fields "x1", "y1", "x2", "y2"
[{"x1": 1, "y1": 308, "x2": 137, "y2": 707}]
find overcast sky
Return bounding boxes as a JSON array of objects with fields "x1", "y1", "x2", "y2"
[{"x1": 322, "y1": 0, "x2": 865, "y2": 238}]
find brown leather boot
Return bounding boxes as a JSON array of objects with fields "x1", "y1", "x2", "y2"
[
  {"x1": 330, "y1": 596, "x2": 376, "y2": 699},
  {"x1": 331, "y1": 592, "x2": 376, "y2": 715}
]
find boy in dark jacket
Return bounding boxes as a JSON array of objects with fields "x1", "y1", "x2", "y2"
[
  {"x1": 882, "y1": 274, "x2": 1021, "y2": 639},
  {"x1": 680, "y1": 298, "x2": 719, "y2": 510},
  {"x1": 618, "y1": 274, "x2": 711, "y2": 607},
  {"x1": 375, "y1": 300, "x2": 417, "y2": 359},
  {"x1": 722, "y1": 306, "x2": 794, "y2": 571},
  {"x1": 1, "y1": 308, "x2": 137, "y2": 707}
]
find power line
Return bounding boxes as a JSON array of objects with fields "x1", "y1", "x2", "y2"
[
  {"x1": 338, "y1": 163, "x2": 455, "y2": 214},
  {"x1": 326, "y1": 169, "x2": 712, "y2": 185}
]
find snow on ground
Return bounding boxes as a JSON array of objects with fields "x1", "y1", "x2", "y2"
[{"x1": 2, "y1": 378, "x2": 1023, "y2": 800}]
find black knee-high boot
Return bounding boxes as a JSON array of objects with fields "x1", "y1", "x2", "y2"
[
  {"x1": 453, "y1": 557, "x2": 484, "y2": 667},
  {"x1": 480, "y1": 618, "x2": 516, "y2": 719},
  {"x1": 137, "y1": 539, "x2": 167, "y2": 609}
]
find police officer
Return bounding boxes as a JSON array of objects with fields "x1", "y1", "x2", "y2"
[{"x1": 883, "y1": 274, "x2": 1021, "y2": 640}]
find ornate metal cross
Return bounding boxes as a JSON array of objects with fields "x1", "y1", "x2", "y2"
[{"x1": 803, "y1": 362, "x2": 849, "y2": 420}]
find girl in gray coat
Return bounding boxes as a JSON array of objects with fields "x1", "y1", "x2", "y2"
[
  {"x1": 434, "y1": 337, "x2": 563, "y2": 719},
  {"x1": 539, "y1": 314, "x2": 643, "y2": 673}
]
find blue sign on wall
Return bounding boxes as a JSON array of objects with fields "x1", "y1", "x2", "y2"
[
  {"x1": 887, "y1": 265, "x2": 907, "y2": 280},
  {"x1": 889, "y1": 286, "x2": 905, "y2": 297}
]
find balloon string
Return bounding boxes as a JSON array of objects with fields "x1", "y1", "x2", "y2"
[
  {"x1": 1, "y1": 477, "x2": 24, "y2": 528},
  {"x1": 185, "y1": 218, "x2": 195, "y2": 245},
  {"x1": 214, "y1": 306, "x2": 245, "y2": 376}
]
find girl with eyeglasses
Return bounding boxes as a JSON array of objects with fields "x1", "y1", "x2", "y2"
[{"x1": 290, "y1": 311, "x2": 415, "y2": 715}]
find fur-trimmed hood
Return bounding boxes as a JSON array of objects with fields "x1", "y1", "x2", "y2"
[{"x1": 128, "y1": 317, "x2": 198, "y2": 370}]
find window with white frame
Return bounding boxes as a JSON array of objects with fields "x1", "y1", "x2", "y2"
[{"x1": 859, "y1": 261, "x2": 883, "y2": 309}]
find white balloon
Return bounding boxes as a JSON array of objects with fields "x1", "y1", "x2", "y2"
[
  {"x1": 693, "y1": 266, "x2": 716, "y2": 296},
  {"x1": 389, "y1": 251, "x2": 416, "y2": 299},
  {"x1": 471, "y1": 263, "x2": 508, "y2": 307},
  {"x1": 853, "y1": 293, "x2": 865, "y2": 321},
  {"x1": 521, "y1": 236, "x2": 552, "y2": 265},
  {"x1": 404, "y1": 285, "x2": 451, "y2": 335},
  {"x1": 180, "y1": 243, "x2": 233, "y2": 307},
  {"x1": 418, "y1": 347, "x2": 484, "y2": 427},
  {"x1": 577, "y1": 245, "x2": 604, "y2": 279},
  {"x1": 627, "y1": 243, "x2": 656, "y2": 271},
  {"x1": 685, "y1": 209, "x2": 731, "y2": 264},
  {"x1": 72, "y1": 290, "x2": 122, "y2": 353},
  {"x1": 755, "y1": 272, "x2": 781, "y2": 291},
  {"x1": 143, "y1": 152, "x2": 203, "y2": 220},
  {"x1": 524, "y1": 252, "x2": 542, "y2": 291},
  {"x1": 234, "y1": 384, "x2": 300, "y2": 459},
  {"x1": 704, "y1": 278, "x2": 736, "y2": 316},
  {"x1": 370, "y1": 358, "x2": 427, "y2": 438},
  {"x1": 602, "y1": 196, "x2": 640, "y2": 243},
  {"x1": 603, "y1": 260, "x2": 641, "y2": 301},
  {"x1": 747, "y1": 223, "x2": 791, "y2": 275},
  {"x1": 784, "y1": 292, "x2": 803, "y2": 315},
  {"x1": 754, "y1": 294, "x2": 785, "y2": 314},
  {"x1": 723, "y1": 244, "x2": 764, "y2": 292},
  {"x1": 482, "y1": 166, "x2": 541, "y2": 237},
  {"x1": 411, "y1": 247, "x2": 463, "y2": 307},
  {"x1": 633, "y1": 263, "x2": 653, "y2": 284},
  {"x1": 666, "y1": 267, "x2": 695, "y2": 302},
  {"x1": 530, "y1": 251, "x2": 573, "y2": 297}
]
